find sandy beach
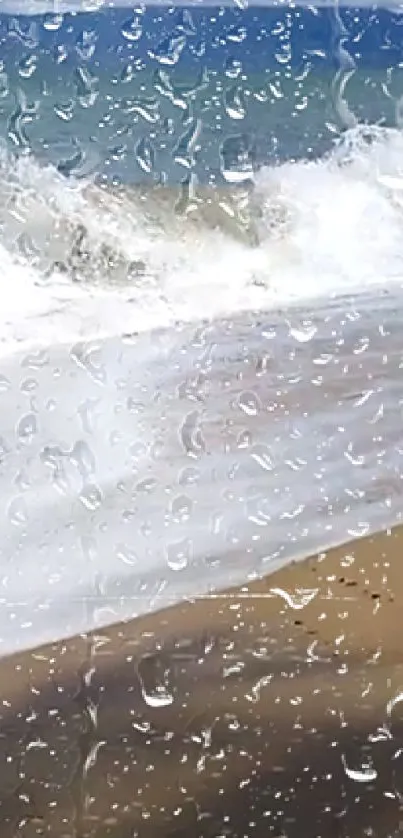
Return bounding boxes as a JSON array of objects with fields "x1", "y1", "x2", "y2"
[{"x1": 0, "y1": 524, "x2": 402, "y2": 837}]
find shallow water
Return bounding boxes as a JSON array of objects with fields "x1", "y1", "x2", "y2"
[{"x1": 0, "y1": 288, "x2": 402, "y2": 655}]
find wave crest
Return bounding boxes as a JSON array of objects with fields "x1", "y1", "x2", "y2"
[
  {"x1": 1, "y1": 125, "x2": 403, "y2": 338},
  {"x1": 0, "y1": 149, "x2": 292, "y2": 285}
]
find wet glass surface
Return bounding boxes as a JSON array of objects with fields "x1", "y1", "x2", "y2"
[{"x1": 0, "y1": 1, "x2": 402, "y2": 836}]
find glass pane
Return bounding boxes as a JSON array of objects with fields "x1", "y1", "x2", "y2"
[{"x1": 0, "y1": 1, "x2": 401, "y2": 837}]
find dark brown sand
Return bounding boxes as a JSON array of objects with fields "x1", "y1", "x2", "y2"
[{"x1": 1, "y1": 526, "x2": 403, "y2": 838}]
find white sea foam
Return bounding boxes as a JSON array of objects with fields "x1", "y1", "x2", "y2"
[
  {"x1": 0, "y1": 125, "x2": 402, "y2": 656},
  {"x1": 2, "y1": 125, "x2": 403, "y2": 351}
]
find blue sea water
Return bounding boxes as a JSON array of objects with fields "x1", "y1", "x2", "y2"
[{"x1": 0, "y1": 3, "x2": 403, "y2": 182}]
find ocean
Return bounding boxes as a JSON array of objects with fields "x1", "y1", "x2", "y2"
[{"x1": 1, "y1": 1, "x2": 403, "y2": 655}]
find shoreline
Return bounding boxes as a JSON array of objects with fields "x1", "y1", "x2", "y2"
[
  {"x1": 0, "y1": 524, "x2": 402, "y2": 836},
  {"x1": 0, "y1": 294, "x2": 402, "y2": 658}
]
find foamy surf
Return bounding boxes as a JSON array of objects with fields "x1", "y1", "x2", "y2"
[
  {"x1": 1, "y1": 125, "x2": 403, "y2": 349},
  {"x1": 0, "y1": 124, "x2": 403, "y2": 656}
]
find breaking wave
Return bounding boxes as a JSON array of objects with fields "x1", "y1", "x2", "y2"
[{"x1": 0, "y1": 124, "x2": 403, "y2": 349}]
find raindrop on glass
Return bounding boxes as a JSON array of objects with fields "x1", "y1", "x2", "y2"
[
  {"x1": 165, "y1": 537, "x2": 192, "y2": 571},
  {"x1": 149, "y1": 32, "x2": 187, "y2": 66},
  {"x1": 238, "y1": 390, "x2": 261, "y2": 417},
  {"x1": 17, "y1": 412, "x2": 37, "y2": 443},
  {"x1": 135, "y1": 136, "x2": 155, "y2": 174},
  {"x1": 138, "y1": 655, "x2": 174, "y2": 707},
  {"x1": 79, "y1": 483, "x2": 103, "y2": 511},
  {"x1": 122, "y1": 14, "x2": 143, "y2": 41},
  {"x1": 8, "y1": 496, "x2": 28, "y2": 526}
]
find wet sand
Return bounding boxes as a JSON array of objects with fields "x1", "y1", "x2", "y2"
[{"x1": 0, "y1": 526, "x2": 402, "y2": 837}]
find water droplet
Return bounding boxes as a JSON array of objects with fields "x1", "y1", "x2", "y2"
[
  {"x1": 166, "y1": 537, "x2": 192, "y2": 571},
  {"x1": 76, "y1": 29, "x2": 97, "y2": 61},
  {"x1": 78, "y1": 398, "x2": 99, "y2": 434},
  {"x1": 190, "y1": 39, "x2": 205, "y2": 58},
  {"x1": 8, "y1": 91, "x2": 38, "y2": 151},
  {"x1": 8, "y1": 496, "x2": 28, "y2": 526},
  {"x1": 270, "y1": 586, "x2": 318, "y2": 610},
  {"x1": 238, "y1": 390, "x2": 260, "y2": 417},
  {"x1": 251, "y1": 444, "x2": 274, "y2": 471},
  {"x1": 81, "y1": 535, "x2": 97, "y2": 563},
  {"x1": 163, "y1": 116, "x2": 175, "y2": 135},
  {"x1": 227, "y1": 25, "x2": 247, "y2": 43},
  {"x1": 18, "y1": 54, "x2": 37, "y2": 79},
  {"x1": 170, "y1": 494, "x2": 193, "y2": 523},
  {"x1": 288, "y1": 321, "x2": 317, "y2": 343},
  {"x1": 74, "y1": 66, "x2": 98, "y2": 108},
  {"x1": 70, "y1": 440, "x2": 96, "y2": 480},
  {"x1": 344, "y1": 444, "x2": 364, "y2": 467},
  {"x1": 71, "y1": 342, "x2": 106, "y2": 386},
  {"x1": 48, "y1": 460, "x2": 71, "y2": 496},
  {"x1": 40, "y1": 444, "x2": 64, "y2": 472},
  {"x1": 224, "y1": 85, "x2": 246, "y2": 120},
  {"x1": 246, "y1": 494, "x2": 272, "y2": 527},
  {"x1": 17, "y1": 412, "x2": 37, "y2": 443},
  {"x1": 17, "y1": 232, "x2": 38, "y2": 261},
  {"x1": 54, "y1": 44, "x2": 68, "y2": 64},
  {"x1": 43, "y1": 13, "x2": 63, "y2": 31},
  {"x1": 8, "y1": 17, "x2": 39, "y2": 48},
  {"x1": 149, "y1": 32, "x2": 186, "y2": 66},
  {"x1": 79, "y1": 483, "x2": 103, "y2": 511},
  {"x1": 348, "y1": 522, "x2": 370, "y2": 538},
  {"x1": 122, "y1": 95, "x2": 159, "y2": 123},
  {"x1": 341, "y1": 754, "x2": 377, "y2": 783},
  {"x1": 0, "y1": 72, "x2": 9, "y2": 98},
  {"x1": 295, "y1": 95, "x2": 308, "y2": 113},
  {"x1": 120, "y1": 63, "x2": 135, "y2": 84},
  {"x1": 116, "y1": 544, "x2": 138, "y2": 566},
  {"x1": 20, "y1": 378, "x2": 37, "y2": 394},
  {"x1": 174, "y1": 117, "x2": 201, "y2": 168},
  {"x1": 0, "y1": 436, "x2": 10, "y2": 462},
  {"x1": 135, "y1": 477, "x2": 157, "y2": 495},
  {"x1": 275, "y1": 43, "x2": 292, "y2": 65},
  {"x1": 138, "y1": 655, "x2": 174, "y2": 707},
  {"x1": 281, "y1": 504, "x2": 305, "y2": 520},
  {"x1": 175, "y1": 8, "x2": 196, "y2": 35},
  {"x1": 220, "y1": 134, "x2": 254, "y2": 184},
  {"x1": 245, "y1": 674, "x2": 273, "y2": 703},
  {"x1": 179, "y1": 466, "x2": 200, "y2": 486},
  {"x1": 237, "y1": 429, "x2": 252, "y2": 449},
  {"x1": 54, "y1": 100, "x2": 74, "y2": 122},
  {"x1": 225, "y1": 56, "x2": 242, "y2": 79},
  {"x1": 135, "y1": 136, "x2": 155, "y2": 174},
  {"x1": 153, "y1": 67, "x2": 174, "y2": 100},
  {"x1": 122, "y1": 14, "x2": 143, "y2": 41},
  {"x1": 0, "y1": 374, "x2": 11, "y2": 392},
  {"x1": 179, "y1": 410, "x2": 205, "y2": 457},
  {"x1": 386, "y1": 691, "x2": 403, "y2": 718},
  {"x1": 22, "y1": 350, "x2": 49, "y2": 369}
]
